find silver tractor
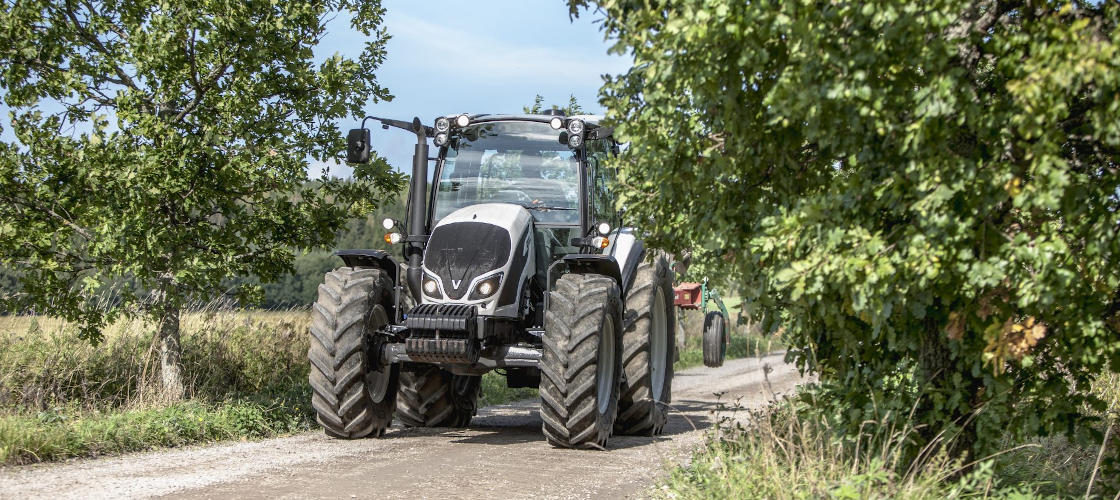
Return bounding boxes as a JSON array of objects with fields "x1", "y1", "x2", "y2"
[{"x1": 309, "y1": 111, "x2": 675, "y2": 449}]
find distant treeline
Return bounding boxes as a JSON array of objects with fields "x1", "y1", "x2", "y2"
[
  {"x1": 0, "y1": 188, "x2": 407, "y2": 311},
  {"x1": 245, "y1": 194, "x2": 407, "y2": 309}
]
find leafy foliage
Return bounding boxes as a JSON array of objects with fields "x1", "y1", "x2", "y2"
[
  {"x1": 578, "y1": 0, "x2": 1120, "y2": 455},
  {"x1": 0, "y1": 0, "x2": 405, "y2": 340}
]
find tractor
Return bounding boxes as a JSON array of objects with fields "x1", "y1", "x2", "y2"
[{"x1": 308, "y1": 111, "x2": 676, "y2": 449}]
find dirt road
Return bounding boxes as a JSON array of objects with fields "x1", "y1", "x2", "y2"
[{"x1": 0, "y1": 352, "x2": 804, "y2": 499}]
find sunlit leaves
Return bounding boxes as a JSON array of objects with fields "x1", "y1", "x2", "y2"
[
  {"x1": 0, "y1": 0, "x2": 404, "y2": 341},
  {"x1": 581, "y1": 0, "x2": 1120, "y2": 454}
]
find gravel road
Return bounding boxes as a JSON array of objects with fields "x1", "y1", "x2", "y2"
[{"x1": 0, "y1": 352, "x2": 805, "y2": 499}]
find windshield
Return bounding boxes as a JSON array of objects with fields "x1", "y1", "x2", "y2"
[{"x1": 433, "y1": 121, "x2": 580, "y2": 224}]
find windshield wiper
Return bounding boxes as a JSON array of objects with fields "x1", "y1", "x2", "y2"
[{"x1": 515, "y1": 203, "x2": 576, "y2": 211}]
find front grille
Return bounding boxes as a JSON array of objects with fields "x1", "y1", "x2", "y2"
[{"x1": 424, "y1": 221, "x2": 511, "y2": 299}]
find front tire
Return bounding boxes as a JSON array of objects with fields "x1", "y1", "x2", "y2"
[
  {"x1": 539, "y1": 273, "x2": 622, "y2": 449},
  {"x1": 309, "y1": 267, "x2": 399, "y2": 439},
  {"x1": 616, "y1": 253, "x2": 676, "y2": 436},
  {"x1": 397, "y1": 366, "x2": 481, "y2": 428}
]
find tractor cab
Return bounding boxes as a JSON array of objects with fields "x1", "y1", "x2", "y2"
[{"x1": 419, "y1": 114, "x2": 620, "y2": 326}]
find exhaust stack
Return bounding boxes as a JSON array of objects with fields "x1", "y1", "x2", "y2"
[{"x1": 406, "y1": 118, "x2": 428, "y2": 302}]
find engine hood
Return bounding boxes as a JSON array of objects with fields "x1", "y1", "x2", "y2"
[{"x1": 421, "y1": 203, "x2": 534, "y2": 317}]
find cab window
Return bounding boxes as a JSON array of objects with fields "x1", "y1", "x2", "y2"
[{"x1": 585, "y1": 138, "x2": 617, "y2": 227}]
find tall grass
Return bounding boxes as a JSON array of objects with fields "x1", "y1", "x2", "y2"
[
  {"x1": 659, "y1": 374, "x2": 1120, "y2": 499},
  {"x1": 0, "y1": 305, "x2": 558, "y2": 465},
  {"x1": 0, "y1": 305, "x2": 309, "y2": 411},
  {"x1": 0, "y1": 304, "x2": 314, "y2": 464}
]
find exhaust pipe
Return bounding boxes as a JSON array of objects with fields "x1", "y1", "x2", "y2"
[{"x1": 406, "y1": 118, "x2": 428, "y2": 302}]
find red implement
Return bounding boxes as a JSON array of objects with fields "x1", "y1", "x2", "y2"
[{"x1": 673, "y1": 282, "x2": 702, "y2": 309}]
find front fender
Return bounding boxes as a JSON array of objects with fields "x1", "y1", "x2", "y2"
[{"x1": 334, "y1": 249, "x2": 399, "y2": 284}]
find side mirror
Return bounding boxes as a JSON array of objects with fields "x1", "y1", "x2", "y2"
[{"x1": 347, "y1": 128, "x2": 370, "y2": 164}]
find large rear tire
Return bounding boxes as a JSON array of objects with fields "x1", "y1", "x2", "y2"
[
  {"x1": 397, "y1": 366, "x2": 481, "y2": 428},
  {"x1": 616, "y1": 253, "x2": 676, "y2": 436},
  {"x1": 309, "y1": 267, "x2": 399, "y2": 439},
  {"x1": 539, "y1": 273, "x2": 622, "y2": 449},
  {"x1": 702, "y1": 311, "x2": 727, "y2": 368}
]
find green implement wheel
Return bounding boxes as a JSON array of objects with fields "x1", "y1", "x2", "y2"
[{"x1": 702, "y1": 311, "x2": 727, "y2": 368}]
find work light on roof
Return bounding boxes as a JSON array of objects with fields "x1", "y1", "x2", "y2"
[
  {"x1": 455, "y1": 114, "x2": 470, "y2": 127},
  {"x1": 549, "y1": 117, "x2": 563, "y2": 130},
  {"x1": 566, "y1": 119, "x2": 584, "y2": 136},
  {"x1": 434, "y1": 117, "x2": 450, "y2": 133}
]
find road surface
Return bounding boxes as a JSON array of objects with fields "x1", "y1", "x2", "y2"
[{"x1": 0, "y1": 352, "x2": 804, "y2": 499}]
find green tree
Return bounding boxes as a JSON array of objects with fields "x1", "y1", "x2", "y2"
[
  {"x1": 0, "y1": 0, "x2": 404, "y2": 398},
  {"x1": 576, "y1": 0, "x2": 1120, "y2": 456},
  {"x1": 523, "y1": 94, "x2": 584, "y2": 115}
]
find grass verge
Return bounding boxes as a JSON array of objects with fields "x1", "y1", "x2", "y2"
[
  {"x1": 658, "y1": 374, "x2": 1120, "y2": 499},
  {"x1": 0, "y1": 384, "x2": 314, "y2": 465}
]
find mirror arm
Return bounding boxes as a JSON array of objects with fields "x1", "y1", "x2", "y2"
[{"x1": 361, "y1": 115, "x2": 434, "y2": 138}]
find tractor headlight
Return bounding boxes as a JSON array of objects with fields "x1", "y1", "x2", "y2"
[
  {"x1": 422, "y1": 275, "x2": 441, "y2": 298},
  {"x1": 567, "y1": 134, "x2": 583, "y2": 148},
  {"x1": 384, "y1": 232, "x2": 402, "y2": 244},
  {"x1": 566, "y1": 119, "x2": 585, "y2": 136},
  {"x1": 435, "y1": 117, "x2": 450, "y2": 133},
  {"x1": 455, "y1": 114, "x2": 470, "y2": 127},
  {"x1": 434, "y1": 132, "x2": 449, "y2": 146},
  {"x1": 549, "y1": 117, "x2": 563, "y2": 130},
  {"x1": 468, "y1": 273, "x2": 503, "y2": 301}
]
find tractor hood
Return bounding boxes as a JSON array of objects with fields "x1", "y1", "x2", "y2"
[{"x1": 420, "y1": 203, "x2": 535, "y2": 317}]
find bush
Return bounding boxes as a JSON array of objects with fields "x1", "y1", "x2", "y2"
[{"x1": 578, "y1": 0, "x2": 1120, "y2": 458}]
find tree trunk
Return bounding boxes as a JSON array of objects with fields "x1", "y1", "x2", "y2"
[
  {"x1": 918, "y1": 313, "x2": 979, "y2": 464},
  {"x1": 157, "y1": 293, "x2": 185, "y2": 401}
]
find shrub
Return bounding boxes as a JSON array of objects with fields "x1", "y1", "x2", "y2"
[{"x1": 575, "y1": 0, "x2": 1120, "y2": 458}]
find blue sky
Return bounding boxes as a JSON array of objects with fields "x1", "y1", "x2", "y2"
[{"x1": 316, "y1": 0, "x2": 631, "y2": 177}]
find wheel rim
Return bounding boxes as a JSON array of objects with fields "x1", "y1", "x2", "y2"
[
  {"x1": 650, "y1": 287, "x2": 668, "y2": 402},
  {"x1": 596, "y1": 314, "x2": 616, "y2": 415},
  {"x1": 366, "y1": 305, "x2": 392, "y2": 403}
]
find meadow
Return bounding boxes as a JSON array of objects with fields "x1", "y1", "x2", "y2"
[{"x1": 0, "y1": 303, "x2": 774, "y2": 465}]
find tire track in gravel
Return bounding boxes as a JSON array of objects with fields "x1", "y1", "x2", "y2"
[{"x1": 0, "y1": 352, "x2": 805, "y2": 500}]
